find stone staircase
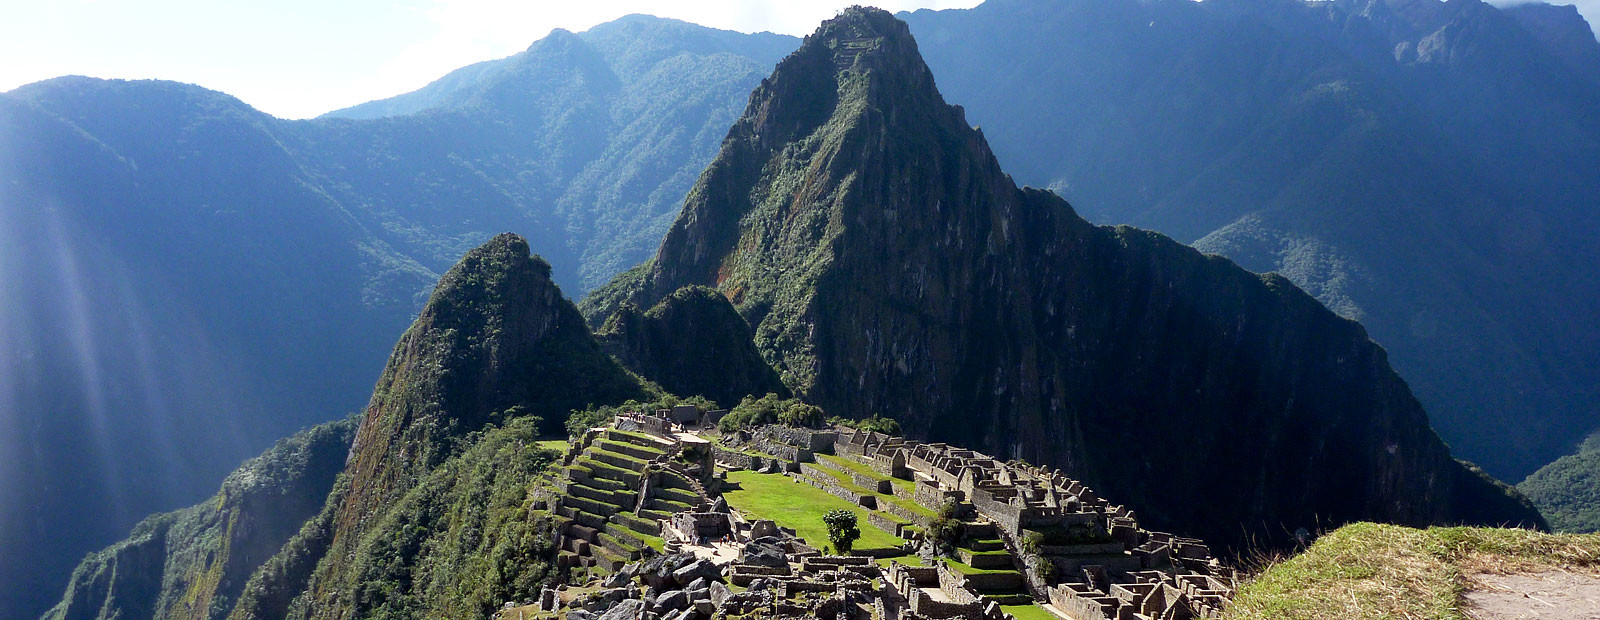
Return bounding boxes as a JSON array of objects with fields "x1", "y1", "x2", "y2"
[
  {"x1": 555, "y1": 428, "x2": 674, "y2": 571},
  {"x1": 954, "y1": 521, "x2": 1033, "y2": 605}
]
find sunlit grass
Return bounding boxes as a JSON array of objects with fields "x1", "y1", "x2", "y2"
[
  {"x1": 721, "y1": 470, "x2": 902, "y2": 551},
  {"x1": 1223, "y1": 523, "x2": 1600, "y2": 620}
]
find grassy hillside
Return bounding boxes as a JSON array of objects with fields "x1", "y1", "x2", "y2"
[{"x1": 1224, "y1": 523, "x2": 1600, "y2": 620}]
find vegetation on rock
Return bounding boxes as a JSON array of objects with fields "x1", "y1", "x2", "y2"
[{"x1": 595, "y1": 285, "x2": 787, "y2": 408}]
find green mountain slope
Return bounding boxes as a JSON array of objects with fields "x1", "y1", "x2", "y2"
[
  {"x1": 1519, "y1": 434, "x2": 1600, "y2": 533},
  {"x1": 595, "y1": 285, "x2": 789, "y2": 408},
  {"x1": 585, "y1": 7, "x2": 1544, "y2": 550}
]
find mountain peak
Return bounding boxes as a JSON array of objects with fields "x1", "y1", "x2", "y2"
[
  {"x1": 804, "y1": 6, "x2": 921, "y2": 69},
  {"x1": 587, "y1": 6, "x2": 1545, "y2": 548}
]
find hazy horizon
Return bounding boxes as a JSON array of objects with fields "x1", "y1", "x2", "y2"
[{"x1": 0, "y1": 0, "x2": 981, "y2": 120}]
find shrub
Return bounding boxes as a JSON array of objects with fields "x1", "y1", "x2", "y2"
[
  {"x1": 719, "y1": 393, "x2": 825, "y2": 432},
  {"x1": 927, "y1": 500, "x2": 963, "y2": 557},
  {"x1": 830, "y1": 413, "x2": 901, "y2": 435},
  {"x1": 823, "y1": 509, "x2": 861, "y2": 554}
]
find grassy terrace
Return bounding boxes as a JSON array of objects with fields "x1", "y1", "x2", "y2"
[
  {"x1": 810, "y1": 455, "x2": 934, "y2": 518},
  {"x1": 943, "y1": 557, "x2": 1023, "y2": 576},
  {"x1": 1222, "y1": 523, "x2": 1600, "y2": 620},
  {"x1": 1001, "y1": 604, "x2": 1059, "y2": 620},
  {"x1": 722, "y1": 470, "x2": 903, "y2": 552},
  {"x1": 536, "y1": 438, "x2": 570, "y2": 452},
  {"x1": 817, "y1": 453, "x2": 916, "y2": 494}
]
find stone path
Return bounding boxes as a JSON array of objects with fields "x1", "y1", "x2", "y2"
[{"x1": 1465, "y1": 571, "x2": 1600, "y2": 620}]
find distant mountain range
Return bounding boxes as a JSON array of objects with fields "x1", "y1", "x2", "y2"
[
  {"x1": 901, "y1": 0, "x2": 1600, "y2": 485},
  {"x1": 4, "y1": 1, "x2": 1597, "y2": 617},
  {"x1": 40, "y1": 12, "x2": 1545, "y2": 616},
  {"x1": 0, "y1": 17, "x2": 790, "y2": 618}
]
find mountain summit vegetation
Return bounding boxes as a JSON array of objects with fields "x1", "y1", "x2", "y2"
[{"x1": 583, "y1": 6, "x2": 1544, "y2": 551}]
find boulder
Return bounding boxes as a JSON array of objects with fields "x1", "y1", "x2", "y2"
[
  {"x1": 672, "y1": 559, "x2": 719, "y2": 585},
  {"x1": 710, "y1": 581, "x2": 732, "y2": 604},
  {"x1": 598, "y1": 599, "x2": 643, "y2": 620},
  {"x1": 710, "y1": 581, "x2": 733, "y2": 606},
  {"x1": 739, "y1": 541, "x2": 788, "y2": 568},
  {"x1": 653, "y1": 589, "x2": 689, "y2": 613}
]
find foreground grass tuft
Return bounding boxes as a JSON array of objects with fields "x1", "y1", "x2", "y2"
[{"x1": 1223, "y1": 523, "x2": 1600, "y2": 620}]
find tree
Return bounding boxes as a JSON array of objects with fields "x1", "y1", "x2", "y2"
[
  {"x1": 822, "y1": 509, "x2": 861, "y2": 554},
  {"x1": 927, "y1": 500, "x2": 963, "y2": 557}
]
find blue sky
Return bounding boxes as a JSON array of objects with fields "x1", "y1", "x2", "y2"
[
  {"x1": 2, "y1": 0, "x2": 1596, "y2": 119},
  {"x1": 0, "y1": 0, "x2": 980, "y2": 119}
]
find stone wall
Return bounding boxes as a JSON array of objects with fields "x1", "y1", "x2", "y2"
[
  {"x1": 851, "y1": 471, "x2": 892, "y2": 494},
  {"x1": 1049, "y1": 583, "x2": 1117, "y2": 620},
  {"x1": 712, "y1": 446, "x2": 764, "y2": 471},
  {"x1": 867, "y1": 511, "x2": 908, "y2": 538},
  {"x1": 796, "y1": 465, "x2": 877, "y2": 509},
  {"x1": 758, "y1": 426, "x2": 837, "y2": 452},
  {"x1": 879, "y1": 498, "x2": 933, "y2": 527}
]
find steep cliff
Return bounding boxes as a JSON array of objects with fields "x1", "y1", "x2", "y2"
[
  {"x1": 595, "y1": 285, "x2": 788, "y2": 408},
  {"x1": 44, "y1": 419, "x2": 357, "y2": 620},
  {"x1": 583, "y1": 7, "x2": 1545, "y2": 549}
]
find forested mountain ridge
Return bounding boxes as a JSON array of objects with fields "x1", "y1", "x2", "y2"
[
  {"x1": 0, "y1": 19, "x2": 789, "y2": 620},
  {"x1": 900, "y1": 0, "x2": 1600, "y2": 480},
  {"x1": 583, "y1": 6, "x2": 1544, "y2": 551},
  {"x1": 11, "y1": 1, "x2": 1598, "y2": 616}
]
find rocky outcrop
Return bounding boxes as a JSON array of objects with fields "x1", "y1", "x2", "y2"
[
  {"x1": 596, "y1": 285, "x2": 788, "y2": 408},
  {"x1": 44, "y1": 419, "x2": 357, "y2": 620},
  {"x1": 584, "y1": 7, "x2": 1545, "y2": 549}
]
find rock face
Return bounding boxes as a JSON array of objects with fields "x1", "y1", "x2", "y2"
[
  {"x1": 584, "y1": 7, "x2": 1545, "y2": 548},
  {"x1": 596, "y1": 285, "x2": 788, "y2": 407},
  {"x1": 898, "y1": 0, "x2": 1600, "y2": 481},
  {"x1": 44, "y1": 419, "x2": 358, "y2": 620}
]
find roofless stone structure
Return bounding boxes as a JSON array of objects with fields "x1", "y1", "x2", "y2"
[{"x1": 516, "y1": 410, "x2": 1233, "y2": 620}]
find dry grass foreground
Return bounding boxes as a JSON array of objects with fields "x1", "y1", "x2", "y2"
[{"x1": 1223, "y1": 522, "x2": 1600, "y2": 620}]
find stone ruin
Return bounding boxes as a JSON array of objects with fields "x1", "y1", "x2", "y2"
[{"x1": 509, "y1": 417, "x2": 1233, "y2": 620}]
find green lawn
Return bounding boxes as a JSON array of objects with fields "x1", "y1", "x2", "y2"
[
  {"x1": 944, "y1": 557, "x2": 1023, "y2": 576},
  {"x1": 721, "y1": 470, "x2": 903, "y2": 551},
  {"x1": 536, "y1": 439, "x2": 570, "y2": 452},
  {"x1": 875, "y1": 554, "x2": 923, "y2": 568},
  {"x1": 1002, "y1": 604, "x2": 1059, "y2": 620}
]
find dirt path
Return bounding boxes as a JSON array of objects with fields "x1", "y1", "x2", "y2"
[{"x1": 1465, "y1": 571, "x2": 1600, "y2": 620}]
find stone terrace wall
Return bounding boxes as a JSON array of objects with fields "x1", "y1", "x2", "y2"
[
  {"x1": 797, "y1": 465, "x2": 877, "y2": 508},
  {"x1": 759, "y1": 426, "x2": 837, "y2": 452},
  {"x1": 712, "y1": 446, "x2": 764, "y2": 470}
]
